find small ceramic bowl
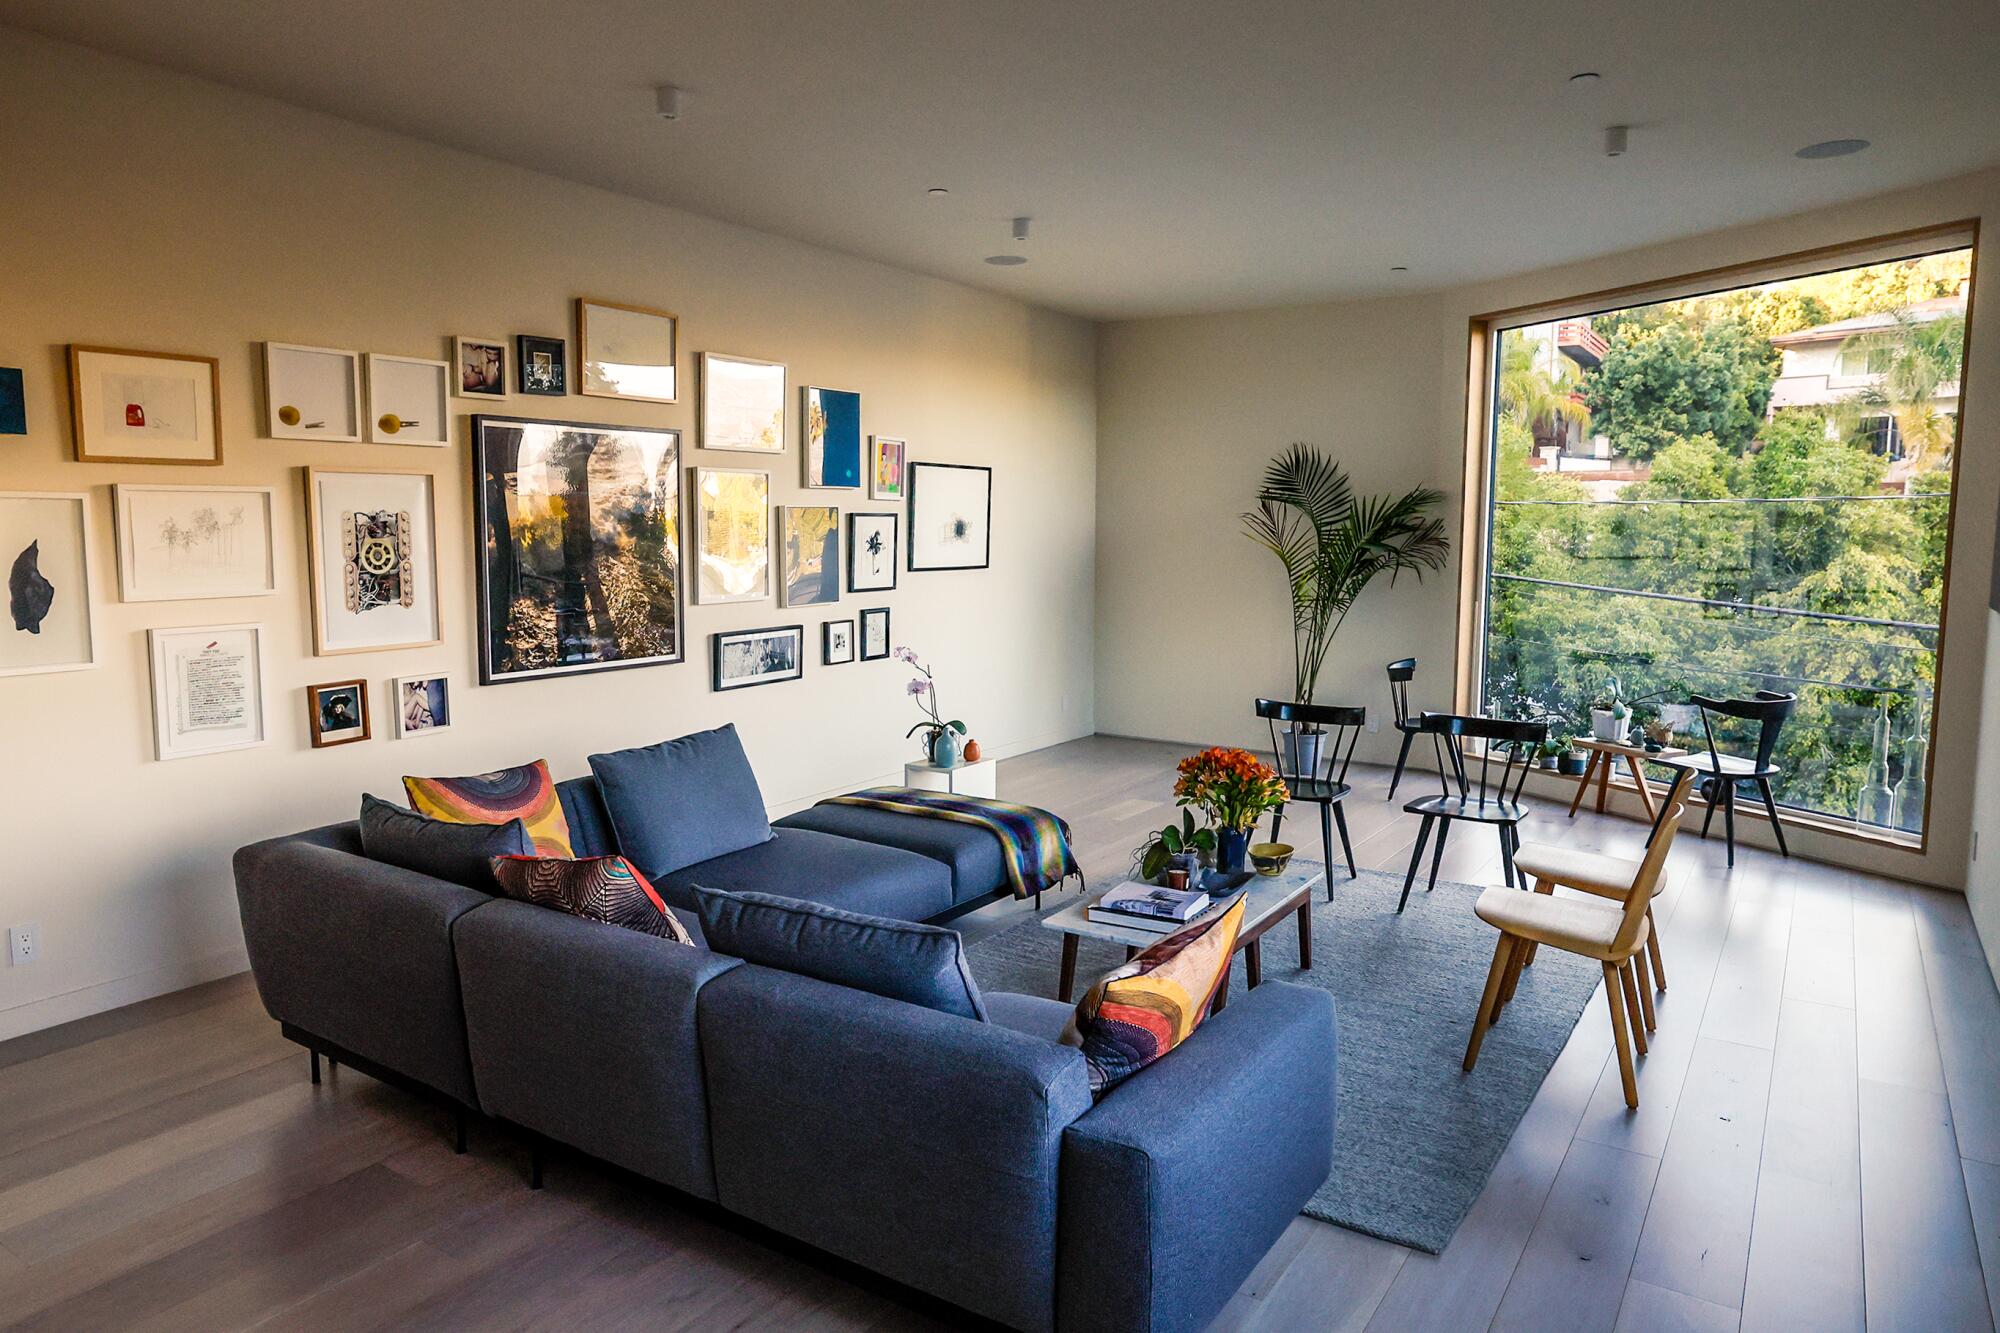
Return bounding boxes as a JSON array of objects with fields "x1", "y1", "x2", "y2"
[{"x1": 1248, "y1": 842, "x2": 1294, "y2": 876}]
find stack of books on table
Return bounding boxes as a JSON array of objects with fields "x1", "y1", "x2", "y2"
[{"x1": 1086, "y1": 882, "x2": 1213, "y2": 933}]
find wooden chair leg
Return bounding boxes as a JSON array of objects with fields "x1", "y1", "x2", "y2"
[
  {"x1": 1567, "y1": 750, "x2": 1597, "y2": 817},
  {"x1": 1645, "y1": 908, "x2": 1667, "y2": 990},
  {"x1": 1632, "y1": 951, "x2": 1657, "y2": 1032},
  {"x1": 1603, "y1": 962, "x2": 1638, "y2": 1108},
  {"x1": 1521, "y1": 876, "x2": 1555, "y2": 969},
  {"x1": 1619, "y1": 961, "x2": 1648, "y2": 1056},
  {"x1": 1497, "y1": 938, "x2": 1527, "y2": 1011},
  {"x1": 1464, "y1": 935, "x2": 1517, "y2": 1071}
]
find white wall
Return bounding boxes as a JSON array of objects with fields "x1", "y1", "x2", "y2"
[
  {"x1": 1098, "y1": 168, "x2": 2000, "y2": 893},
  {"x1": 0, "y1": 30, "x2": 1098, "y2": 1040}
]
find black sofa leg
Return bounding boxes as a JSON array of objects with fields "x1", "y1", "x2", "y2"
[
  {"x1": 454, "y1": 1107, "x2": 468, "y2": 1155},
  {"x1": 309, "y1": 1049, "x2": 320, "y2": 1085}
]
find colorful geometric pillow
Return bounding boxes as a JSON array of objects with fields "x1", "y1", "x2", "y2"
[
  {"x1": 404, "y1": 759, "x2": 573, "y2": 859},
  {"x1": 489, "y1": 854, "x2": 694, "y2": 945},
  {"x1": 1061, "y1": 893, "x2": 1246, "y2": 1096}
]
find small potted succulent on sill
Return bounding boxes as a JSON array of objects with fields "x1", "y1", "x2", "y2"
[
  {"x1": 1558, "y1": 745, "x2": 1591, "y2": 777},
  {"x1": 1135, "y1": 810, "x2": 1217, "y2": 884},
  {"x1": 897, "y1": 646, "x2": 966, "y2": 767},
  {"x1": 1590, "y1": 677, "x2": 1632, "y2": 742},
  {"x1": 1175, "y1": 746, "x2": 1290, "y2": 875}
]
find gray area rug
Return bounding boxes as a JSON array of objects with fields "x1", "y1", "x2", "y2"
[{"x1": 964, "y1": 865, "x2": 1602, "y2": 1254}]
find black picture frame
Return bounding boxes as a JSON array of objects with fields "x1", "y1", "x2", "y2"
[
  {"x1": 846, "y1": 511, "x2": 899, "y2": 592},
  {"x1": 906, "y1": 462, "x2": 992, "y2": 571},
  {"x1": 859, "y1": 606, "x2": 891, "y2": 661},
  {"x1": 471, "y1": 413, "x2": 685, "y2": 685},
  {"x1": 516, "y1": 335, "x2": 567, "y2": 396},
  {"x1": 712, "y1": 624, "x2": 805, "y2": 691},
  {"x1": 823, "y1": 618, "x2": 856, "y2": 665}
]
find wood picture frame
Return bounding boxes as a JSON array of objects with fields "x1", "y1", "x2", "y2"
[
  {"x1": 303, "y1": 466, "x2": 443, "y2": 656},
  {"x1": 367, "y1": 353, "x2": 451, "y2": 446},
  {"x1": 69, "y1": 345, "x2": 223, "y2": 464},
  {"x1": 690, "y1": 466, "x2": 771, "y2": 605},
  {"x1": 263, "y1": 342, "x2": 362, "y2": 443},
  {"x1": 453, "y1": 335, "x2": 509, "y2": 397},
  {"x1": 699, "y1": 351, "x2": 786, "y2": 453},
  {"x1": 578, "y1": 297, "x2": 679, "y2": 404},
  {"x1": 306, "y1": 678, "x2": 371, "y2": 747},
  {"x1": 391, "y1": 673, "x2": 454, "y2": 738},
  {"x1": 112, "y1": 483, "x2": 277, "y2": 603},
  {"x1": 0, "y1": 490, "x2": 99, "y2": 677},
  {"x1": 146, "y1": 622, "x2": 267, "y2": 760}
]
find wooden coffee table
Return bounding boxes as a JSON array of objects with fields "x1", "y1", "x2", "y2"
[
  {"x1": 1040, "y1": 860, "x2": 1328, "y2": 1010},
  {"x1": 1566, "y1": 737, "x2": 1688, "y2": 821}
]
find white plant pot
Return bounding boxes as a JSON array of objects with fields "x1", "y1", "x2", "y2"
[{"x1": 1590, "y1": 708, "x2": 1629, "y2": 741}]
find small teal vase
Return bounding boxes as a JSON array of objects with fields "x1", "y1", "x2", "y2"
[
  {"x1": 1216, "y1": 828, "x2": 1249, "y2": 875},
  {"x1": 930, "y1": 729, "x2": 962, "y2": 769}
]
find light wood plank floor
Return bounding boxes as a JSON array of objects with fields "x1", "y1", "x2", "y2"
[{"x1": 3, "y1": 734, "x2": 1997, "y2": 1331}]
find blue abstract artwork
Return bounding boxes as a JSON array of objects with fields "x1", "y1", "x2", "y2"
[
  {"x1": 805, "y1": 386, "x2": 862, "y2": 488},
  {"x1": 0, "y1": 368, "x2": 24, "y2": 435}
]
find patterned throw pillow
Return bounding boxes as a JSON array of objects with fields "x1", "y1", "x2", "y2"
[
  {"x1": 1062, "y1": 893, "x2": 1246, "y2": 1096},
  {"x1": 489, "y1": 854, "x2": 694, "y2": 944},
  {"x1": 405, "y1": 759, "x2": 574, "y2": 858}
]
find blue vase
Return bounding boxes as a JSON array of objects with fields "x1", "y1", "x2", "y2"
[
  {"x1": 1216, "y1": 827, "x2": 1249, "y2": 875},
  {"x1": 930, "y1": 729, "x2": 962, "y2": 769}
]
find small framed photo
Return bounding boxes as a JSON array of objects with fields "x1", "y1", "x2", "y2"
[
  {"x1": 803, "y1": 385, "x2": 862, "y2": 488},
  {"x1": 579, "y1": 298, "x2": 678, "y2": 404},
  {"x1": 392, "y1": 673, "x2": 453, "y2": 738},
  {"x1": 691, "y1": 467, "x2": 770, "y2": 604},
  {"x1": 859, "y1": 606, "x2": 890, "y2": 661},
  {"x1": 847, "y1": 512, "x2": 898, "y2": 592},
  {"x1": 307, "y1": 679, "x2": 370, "y2": 747},
  {"x1": 517, "y1": 335, "x2": 567, "y2": 396},
  {"x1": 1, "y1": 491, "x2": 99, "y2": 677},
  {"x1": 453, "y1": 336, "x2": 509, "y2": 397},
  {"x1": 113, "y1": 484, "x2": 277, "y2": 602},
  {"x1": 366, "y1": 354, "x2": 451, "y2": 446},
  {"x1": 778, "y1": 505, "x2": 840, "y2": 608},
  {"x1": 70, "y1": 345, "x2": 223, "y2": 464},
  {"x1": 870, "y1": 436, "x2": 906, "y2": 501},
  {"x1": 304, "y1": 466, "x2": 443, "y2": 655},
  {"x1": 823, "y1": 619, "x2": 856, "y2": 665},
  {"x1": 0, "y1": 367, "x2": 25, "y2": 435},
  {"x1": 263, "y1": 343, "x2": 362, "y2": 443},
  {"x1": 699, "y1": 352, "x2": 785, "y2": 453},
  {"x1": 147, "y1": 623, "x2": 267, "y2": 760},
  {"x1": 908, "y1": 462, "x2": 992, "y2": 571},
  {"x1": 712, "y1": 624, "x2": 804, "y2": 692}
]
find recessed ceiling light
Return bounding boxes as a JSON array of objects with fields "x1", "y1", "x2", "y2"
[
  {"x1": 984, "y1": 255, "x2": 1028, "y2": 266},
  {"x1": 1796, "y1": 138, "x2": 1869, "y2": 160},
  {"x1": 927, "y1": 186, "x2": 950, "y2": 197},
  {"x1": 1568, "y1": 71, "x2": 1601, "y2": 84}
]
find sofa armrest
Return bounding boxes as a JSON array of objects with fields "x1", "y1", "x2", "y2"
[
  {"x1": 1056, "y1": 981, "x2": 1337, "y2": 1333},
  {"x1": 232, "y1": 825, "x2": 492, "y2": 1106}
]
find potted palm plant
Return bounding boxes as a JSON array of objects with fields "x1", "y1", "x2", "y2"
[{"x1": 1242, "y1": 443, "x2": 1450, "y2": 775}]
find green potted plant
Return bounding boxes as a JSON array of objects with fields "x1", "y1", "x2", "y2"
[
  {"x1": 1135, "y1": 809, "x2": 1217, "y2": 883},
  {"x1": 1589, "y1": 676, "x2": 1631, "y2": 742},
  {"x1": 1242, "y1": 443, "x2": 1449, "y2": 775}
]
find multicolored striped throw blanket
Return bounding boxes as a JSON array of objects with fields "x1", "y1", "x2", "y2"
[{"x1": 819, "y1": 787, "x2": 1082, "y2": 900}]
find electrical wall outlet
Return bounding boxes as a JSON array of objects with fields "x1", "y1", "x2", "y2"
[
  {"x1": 1367, "y1": 714, "x2": 1380, "y2": 733},
  {"x1": 8, "y1": 923, "x2": 38, "y2": 966}
]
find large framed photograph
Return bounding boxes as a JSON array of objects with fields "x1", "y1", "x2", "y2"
[
  {"x1": 699, "y1": 352, "x2": 785, "y2": 454},
  {"x1": 306, "y1": 679, "x2": 370, "y2": 748},
  {"x1": 454, "y1": 336, "x2": 509, "y2": 397},
  {"x1": 870, "y1": 436, "x2": 906, "y2": 501},
  {"x1": 803, "y1": 385, "x2": 862, "y2": 489},
  {"x1": 578, "y1": 298, "x2": 678, "y2": 404},
  {"x1": 263, "y1": 343, "x2": 362, "y2": 443},
  {"x1": 304, "y1": 467, "x2": 442, "y2": 656},
  {"x1": 1, "y1": 492, "x2": 98, "y2": 677},
  {"x1": 908, "y1": 462, "x2": 992, "y2": 571},
  {"x1": 147, "y1": 623, "x2": 267, "y2": 760},
  {"x1": 517, "y1": 335, "x2": 567, "y2": 396},
  {"x1": 113, "y1": 484, "x2": 277, "y2": 602},
  {"x1": 847, "y1": 511, "x2": 898, "y2": 592},
  {"x1": 691, "y1": 467, "x2": 770, "y2": 604},
  {"x1": 859, "y1": 606, "x2": 891, "y2": 661},
  {"x1": 392, "y1": 673, "x2": 453, "y2": 738},
  {"x1": 70, "y1": 345, "x2": 222, "y2": 464},
  {"x1": 712, "y1": 624, "x2": 803, "y2": 691},
  {"x1": 778, "y1": 505, "x2": 840, "y2": 608},
  {"x1": 473, "y1": 414, "x2": 684, "y2": 683},
  {"x1": 823, "y1": 619, "x2": 856, "y2": 665},
  {"x1": 367, "y1": 353, "x2": 451, "y2": 446}
]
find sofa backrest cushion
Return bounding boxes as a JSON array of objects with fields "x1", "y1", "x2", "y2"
[
  {"x1": 555, "y1": 776, "x2": 617, "y2": 859},
  {"x1": 588, "y1": 724, "x2": 772, "y2": 876},
  {"x1": 358, "y1": 793, "x2": 530, "y2": 891},
  {"x1": 692, "y1": 885, "x2": 986, "y2": 1021}
]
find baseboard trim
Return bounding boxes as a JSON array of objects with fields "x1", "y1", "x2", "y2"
[{"x1": 0, "y1": 943, "x2": 250, "y2": 1044}]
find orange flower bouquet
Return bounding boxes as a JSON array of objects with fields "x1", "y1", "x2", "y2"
[{"x1": 1175, "y1": 747, "x2": 1289, "y2": 833}]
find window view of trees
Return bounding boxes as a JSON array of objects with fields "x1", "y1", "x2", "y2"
[{"x1": 1482, "y1": 248, "x2": 1971, "y2": 837}]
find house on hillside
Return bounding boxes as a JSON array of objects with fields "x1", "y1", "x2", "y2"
[{"x1": 1767, "y1": 292, "x2": 1966, "y2": 464}]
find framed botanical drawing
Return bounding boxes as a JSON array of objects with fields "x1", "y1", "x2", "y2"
[
  {"x1": 778, "y1": 505, "x2": 839, "y2": 608},
  {"x1": 303, "y1": 467, "x2": 442, "y2": 656},
  {"x1": 578, "y1": 298, "x2": 678, "y2": 404},
  {"x1": 392, "y1": 673, "x2": 453, "y2": 738},
  {"x1": 367, "y1": 353, "x2": 451, "y2": 446},
  {"x1": 453, "y1": 336, "x2": 509, "y2": 397},
  {"x1": 711, "y1": 624, "x2": 803, "y2": 691},
  {"x1": 146, "y1": 623, "x2": 267, "y2": 760},
  {"x1": 1, "y1": 492, "x2": 98, "y2": 677},
  {"x1": 263, "y1": 343, "x2": 362, "y2": 443},
  {"x1": 823, "y1": 619, "x2": 856, "y2": 665},
  {"x1": 472, "y1": 414, "x2": 684, "y2": 684},
  {"x1": 699, "y1": 352, "x2": 785, "y2": 453},
  {"x1": 306, "y1": 679, "x2": 370, "y2": 747},
  {"x1": 870, "y1": 436, "x2": 906, "y2": 501},
  {"x1": 803, "y1": 385, "x2": 862, "y2": 489},
  {"x1": 517, "y1": 335, "x2": 567, "y2": 396},
  {"x1": 908, "y1": 462, "x2": 992, "y2": 571},
  {"x1": 691, "y1": 467, "x2": 770, "y2": 604},
  {"x1": 858, "y1": 606, "x2": 891, "y2": 661},
  {"x1": 69, "y1": 345, "x2": 222, "y2": 464},
  {"x1": 846, "y1": 512, "x2": 898, "y2": 593},
  {"x1": 113, "y1": 484, "x2": 277, "y2": 602}
]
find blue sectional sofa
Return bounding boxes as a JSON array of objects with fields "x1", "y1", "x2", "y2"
[{"x1": 232, "y1": 727, "x2": 1339, "y2": 1332}]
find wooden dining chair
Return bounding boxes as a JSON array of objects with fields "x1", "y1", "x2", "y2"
[
  {"x1": 1385, "y1": 658, "x2": 1422, "y2": 800},
  {"x1": 1397, "y1": 712, "x2": 1546, "y2": 913},
  {"x1": 1462, "y1": 783, "x2": 1689, "y2": 1108},
  {"x1": 1256, "y1": 698, "x2": 1363, "y2": 891}
]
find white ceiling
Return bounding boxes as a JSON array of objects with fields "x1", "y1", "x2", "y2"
[{"x1": 5, "y1": 1, "x2": 1998, "y2": 319}]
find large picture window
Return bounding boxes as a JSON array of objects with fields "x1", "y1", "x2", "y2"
[{"x1": 1473, "y1": 239, "x2": 1974, "y2": 844}]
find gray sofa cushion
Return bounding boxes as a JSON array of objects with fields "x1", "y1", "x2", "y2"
[
  {"x1": 656, "y1": 826, "x2": 952, "y2": 921},
  {"x1": 554, "y1": 776, "x2": 618, "y2": 859},
  {"x1": 776, "y1": 802, "x2": 1008, "y2": 905},
  {"x1": 985, "y1": 991, "x2": 1075, "y2": 1044},
  {"x1": 693, "y1": 886, "x2": 986, "y2": 1021},
  {"x1": 357, "y1": 794, "x2": 529, "y2": 891},
  {"x1": 588, "y1": 725, "x2": 772, "y2": 877}
]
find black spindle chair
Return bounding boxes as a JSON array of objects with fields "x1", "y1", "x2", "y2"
[
  {"x1": 1655, "y1": 691, "x2": 1796, "y2": 867},
  {"x1": 1385, "y1": 658, "x2": 1423, "y2": 800},
  {"x1": 1257, "y1": 699, "x2": 1363, "y2": 896},
  {"x1": 1398, "y1": 712, "x2": 1548, "y2": 912}
]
